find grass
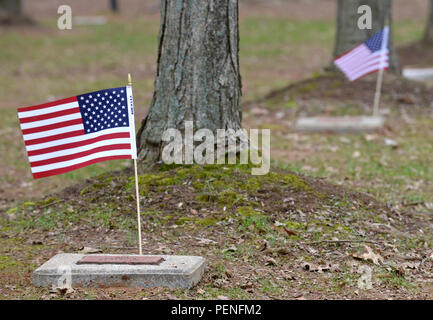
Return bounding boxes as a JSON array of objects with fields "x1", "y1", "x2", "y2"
[{"x1": 274, "y1": 117, "x2": 433, "y2": 206}]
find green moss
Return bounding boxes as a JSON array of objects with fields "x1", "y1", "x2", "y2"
[
  {"x1": 218, "y1": 190, "x2": 244, "y2": 208},
  {"x1": 210, "y1": 180, "x2": 227, "y2": 191},
  {"x1": 0, "y1": 255, "x2": 20, "y2": 271},
  {"x1": 196, "y1": 193, "x2": 218, "y2": 202},
  {"x1": 195, "y1": 217, "x2": 219, "y2": 226},
  {"x1": 142, "y1": 210, "x2": 161, "y2": 216},
  {"x1": 6, "y1": 207, "x2": 18, "y2": 215},
  {"x1": 176, "y1": 217, "x2": 196, "y2": 225},
  {"x1": 40, "y1": 197, "x2": 58, "y2": 205},
  {"x1": 280, "y1": 174, "x2": 311, "y2": 191},
  {"x1": 238, "y1": 206, "x2": 261, "y2": 217},
  {"x1": 284, "y1": 99, "x2": 298, "y2": 109},
  {"x1": 237, "y1": 177, "x2": 262, "y2": 192},
  {"x1": 80, "y1": 182, "x2": 108, "y2": 196},
  {"x1": 192, "y1": 181, "x2": 205, "y2": 191},
  {"x1": 330, "y1": 79, "x2": 342, "y2": 88},
  {"x1": 22, "y1": 201, "x2": 36, "y2": 208},
  {"x1": 285, "y1": 221, "x2": 305, "y2": 230},
  {"x1": 298, "y1": 81, "x2": 318, "y2": 94}
]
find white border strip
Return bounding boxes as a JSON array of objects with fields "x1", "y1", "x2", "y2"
[{"x1": 126, "y1": 85, "x2": 137, "y2": 159}]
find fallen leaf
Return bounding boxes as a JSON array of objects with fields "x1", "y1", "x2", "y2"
[
  {"x1": 250, "y1": 107, "x2": 269, "y2": 116},
  {"x1": 275, "y1": 247, "x2": 290, "y2": 255},
  {"x1": 384, "y1": 138, "x2": 398, "y2": 149},
  {"x1": 282, "y1": 226, "x2": 297, "y2": 236},
  {"x1": 401, "y1": 262, "x2": 420, "y2": 270},
  {"x1": 222, "y1": 245, "x2": 237, "y2": 253},
  {"x1": 240, "y1": 281, "x2": 253, "y2": 289},
  {"x1": 265, "y1": 257, "x2": 277, "y2": 266},
  {"x1": 196, "y1": 237, "x2": 217, "y2": 245},
  {"x1": 352, "y1": 151, "x2": 361, "y2": 158},
  {"x1": 79, "y1": 247, "x2": 102, "y2": 254},
  {"x1": 352, "y1": 245, "x2": 384, "y2": 265}
]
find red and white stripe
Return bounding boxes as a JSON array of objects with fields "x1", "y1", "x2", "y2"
[
  {"x1": 18, "y1": 93, "x2": 136, "y2": 179},
  {"x1": 335, "y1": 45, "x2": 389, "y2": 81},
  {"x1": 334, "y1": 27, "x2": 390, "y2": 82}
]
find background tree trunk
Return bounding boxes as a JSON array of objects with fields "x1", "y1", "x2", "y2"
[
  {"x1": 424, "y1": 0, "x2": 433, "y2": 44},
  {"x1": 0, "y1": 0, "x2": 21, "y2": 24},
  {"x1": 333, "y1": 0, "x2": 400, "y2": 72},
  {"x1": 110, "y1": 0, "x2": 119, "y2": 13},
  {"x1": 136, "y1": 0, "x2": 242, "y2": 168}
]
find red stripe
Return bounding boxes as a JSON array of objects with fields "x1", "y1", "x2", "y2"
[
  {"x1": 18, "y1": 97, "x2": 77, "y2": 113},
  {"x1": 348, "y1": 59, "x2": 389, "y2": 78},
  {"x1": 27, "y1": 132, "x2": 131, "y2": 156},
  {"x1": 352, "y1": 67, "x2": 389, "y2": 81},
  {"x1": 25, "y1": 130, "x2": 85, "y2": 146},
  {"x1": 340, "y1": 52, "x2": 389, "y2": 70},
  {"x1": 21, "y1": 118, "x2": 83, "y2": 135},
  {"x1": 19, "y1": 107, "x2": 80, "y2": 123},
  {"x1": 30, "y1": 144, "x2": 131, "y2": 167},
  {"x1": 334, "y1": 44, "x2": 363, "y2": 61},
  {"x1": 32, "y1": 155, "x2": 132, "y2": 179}
]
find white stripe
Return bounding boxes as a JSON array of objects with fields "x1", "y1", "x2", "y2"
[
  {"x1": 341, "y1": 55, "x2": 386, "y2": 76},
  {"x1": 337, "y1": 47, "x2": 387, "y2": 70},
  {"x1": 379, "y1": 26, "x2": 389, "y2": 70},
  {"x1": 20, "y1": 112, "x2": 81, "y2": 130},
  {"x1": 31, "y1": 149, "x2": 133, "y2": 173},
  {"x1": 335, "y1": 45, "x2": 369, "y2": 65},
  {"x1": 126, "y1": 86, "x2": 137, "y2": 159},
  {"x1": 18, "y1": 101, "x2": 79, "y2": 119},
  {"x1": 23, "y1": 124, "x2": 84, "y2": 141},
  {"x1": 337, "y1": 50, "x2": 389, "y2": 79},
  {"x1": 349, "y1": 60, "x2": 389, "y2": 81},
  {"x1": 346, "y1": 56, "x2": 388, "y2": 78},
  {"x1": 25, "y1": 127, "x2": 131, "y2": 151},
  {"x1": 336, "y1": 48, "x2": 371, "y2": 67},
  {"x1": 343, "y1": 51, "x2": 389, "y2": 75},
  {"x1": 28, "y1": 138, "x2": 132, "y2": 162}
]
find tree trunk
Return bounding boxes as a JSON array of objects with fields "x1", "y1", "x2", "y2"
[
  {"x1": 110, "y1": 0, "x2": 119, "y2": 13},
  {"x1": 0, "y1": 0, "x2": 20, "y2": 24},
  {"x1": 136, "y1": 0, "x2": 242, "y2": 168},
  {"x1": 333, "y1": 0, "x2": 400, "y2": 72},
  {"x1": 424, "y1": 0, "x2": 433, "y2": 44}
]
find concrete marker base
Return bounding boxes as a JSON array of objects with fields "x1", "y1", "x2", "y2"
[{"x1": 33, "y1": 253, "x2": 206, "y2": 289}]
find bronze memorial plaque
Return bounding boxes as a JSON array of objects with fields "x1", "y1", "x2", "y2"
[{"x1": 76, "y1": 256, "x2": 165, "y2": 265}]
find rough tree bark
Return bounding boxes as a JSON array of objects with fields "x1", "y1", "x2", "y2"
[
  {"x1": 110, "y1": 0, "x2": 119, "y2": 13},
  {"x1": 424, "y1": 0, "x2": 433, "y2": 44},
  {"x1": 333, "y1": 0, "x2": 400, "y2": 72},
  {"x1": 136, "y1": 0, "x2": 242, "y2": 168},
  {"x1": 0, "y1": 0, "x2": 28, "y2": 25}
]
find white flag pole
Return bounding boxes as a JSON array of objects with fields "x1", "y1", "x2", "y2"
[
  {"x1": 373, "y1": 67, "x2": 385, "y2": 117},
  {"x1": 128, "y1": 73, "x2": 143, "y2": 256},
  {"x1": 372, "y1": 23, "x2": 390, "y2": 117}
]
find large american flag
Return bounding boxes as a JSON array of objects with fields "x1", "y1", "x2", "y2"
[
  {"x1": 18, "y1": 87, "x2": 137, "y2": 179},
  {"x1": 334, "y1": 27, "x2": 389, "y2": 82}
]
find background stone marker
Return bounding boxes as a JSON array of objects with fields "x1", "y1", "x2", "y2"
[
  {"x1": 295, "y1": 116, "x2": 384, "y2": 133},
  {"x1": 403, "y1": 68, "x2": 433, "y2": 82}
]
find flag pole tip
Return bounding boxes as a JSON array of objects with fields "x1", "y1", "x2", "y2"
[{"x1": 128, "y1": 73, "x2": 132, "y2": 86}]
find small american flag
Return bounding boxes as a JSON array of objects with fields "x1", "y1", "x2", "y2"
[
  {"x1": 334, "y1": 27, "x2": 389, "y2": 82},
  {"x1": 18, "y1": 87, "x2": 137, "y2": 179}
]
